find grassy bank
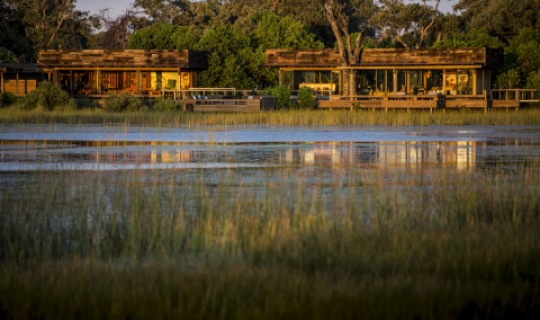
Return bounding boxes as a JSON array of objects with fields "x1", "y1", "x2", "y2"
[
  {"x1": 1, "y1": 165, "x2": 539, "y2": 318},
  {"x1": 1, "y1": 107, "x2": 540, "y2": 126}
]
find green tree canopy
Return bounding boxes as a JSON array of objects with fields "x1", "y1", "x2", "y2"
[
  {"x1": 432, "y1": 28, "x2": 505, "y2": 49},
  {"x1": 252, "y1": 12, "x2": 324, "y2": 50},
  {"x1": 128, "y1": 23, "x2": 198, "y2": 50},
  {"x1": 134, "y1": 0, "x2": 188, "y2": 24},
  {"x1": 506, "y1": 28, "x2": 540, "y2": 88},
  {"x1": 6, "y1": 0, "x2": 76, "y2": 51},
  {"x1": 370, "y1": 0, "x2": 441, "y2": 49},
  {"x1": 195, "y1": 26, "x2": 258, "y2": 89},
  {"x1": 455, "y1": 0, "x2": 540, "y2": 41}
]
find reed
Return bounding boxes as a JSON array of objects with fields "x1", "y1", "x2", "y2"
[
  {"x1": 1, "y1": 108, "x2": 540, "y2": 126},
  {"x1": 0, "y1": 163, "x2": 539, "y2": 318}
]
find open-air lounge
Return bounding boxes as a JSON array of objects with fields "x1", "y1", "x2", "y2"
[
  {"x1": 37, "y1": 49, "x2": 208, "y2": 99},
  {"x1": 265, "y1": 48, "x2": 518, "y2": 110}
]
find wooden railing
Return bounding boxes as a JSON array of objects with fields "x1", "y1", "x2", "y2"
[
  {"x1": 491, "y1": 89, "x2": 540, "y2": 102},
  {"x1": 163, "y1": 88, "x2": 237, "y2": 100},
  {"x1": 184, "y1": 98, "x2": 261, "y2": 112}
]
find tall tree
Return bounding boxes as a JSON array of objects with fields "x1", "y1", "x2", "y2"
[
  {"x1": 6, "y1": 0, "x2": 77, "y2": 52},
  {"x1": 0, "y1": 0, "x2": 31, "y2": 61},
  {"x1": 134, "y1": 0, "x2": 188, "y2": 24},
  {"x1": 371, "y1": 0, "x2": 441, "y2": 49},
  {"x1": 322, "y1": 0, "x2": 377, "y2": 96},
  {"x1": 455, "y1": 0, "x2": 540, "y2": 40},
  {"x1": 185, "y1": 0, "x2": 222, "y2": 32},
  {"x1": 252, "y1": 12, "x2": 323, "y2": 50},
  {"x1": 128, "y1": 23, "x2": 198, "y2": 50},
  {"x1": 96, "y1": 8, "x2": 149, "y2": 50}
]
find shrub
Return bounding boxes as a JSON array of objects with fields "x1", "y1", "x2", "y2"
[
  {"x1": 152, "y1": 97, "x2": 182, "y2": 112},
  {"x1": 295, "y1": 87, "x2": 316, "y2": 109},
  {"x1": 103, "y1": 93, "x2": 144, "y2": 112},
  {"x1": 0, "y1": 92, "x2": 17, "y2": 108},
  {"x1": 21, "y1": 81, "x2": 74, "y2": 110},
  {"x1": 262, "y1": 86, "x2": 292, "y2": 109}
]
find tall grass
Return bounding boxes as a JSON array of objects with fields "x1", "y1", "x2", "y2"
[
  {"x1": 1, "y1": 108, "x2": 540, "y2": 126},
  {"x1": 1, "y1": 164, "x2": 539, "y2": 318}
]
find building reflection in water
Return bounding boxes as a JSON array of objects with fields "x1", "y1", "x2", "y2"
[
  {"x1": 282, "y1": 141, "x2": 480, "y2": 170},
  {"x1": 92, "y1": 141, "x2": 479, "y2": 170},
  {"x1": 2, "y1": 136, "x2": 538, "y2": 172},
  {"x1": 0, "y1": 140, "x2": 482, "y2": 171}
]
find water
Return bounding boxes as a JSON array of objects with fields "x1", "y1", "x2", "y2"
[
  {"x1": 1, "y1": 124, "x2": 539, "y2": 238},
  {"x1": 0, "y1": 124, "x2": 539, "y2": 172}
]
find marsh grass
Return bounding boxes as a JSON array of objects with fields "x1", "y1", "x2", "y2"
[
  {"x1": 1, "y1": 164, "x2": 539, "y2": 318},
  {"x1": 1, "y1": 108, "x2": 540, "y2": 126}
]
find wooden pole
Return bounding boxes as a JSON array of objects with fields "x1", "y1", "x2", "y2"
[{"x1": 16, "y1": 72, "x2": 19, "y2": 96}]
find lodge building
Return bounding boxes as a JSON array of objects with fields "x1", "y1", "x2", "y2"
[
  {"x1": 264, "y1": 48, "x2": 515, "y2": 109},
  {"x1": 37, "y1": 50, "x2": 208, "y2": 97},
  {"x1": 0, "y1": 48, "x2": 530, "y2": 110}
]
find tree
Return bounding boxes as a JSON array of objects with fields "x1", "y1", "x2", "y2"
[
  {"x1": 371, "y1": 0, "x2": 441, "y2": 49},
  {"x1": 195, "y1": 26, "x2": 258, "y2": 89},
  {"x1": 185, "y1": 0, "x2": 222, "y2": 32},
  {"x1": 505, "y1": 28, "x2": 540, "y2": 88},
  {"x1": 454, "y1": 0, "x2": 540, "y2": 40},
  {"x1": 322, "y1": 0, "x2": 377, "y2": 96},
  {"x1": 252, "y1": 12, "x2": 324, "y2": 87},
  {"x1": 6, "y1": 0, "x2": 77, "y2": 51},
  {"x1": 96, "y1": 8, "x2": 149, "y2": 50},
  {"x1": 134, "y1": 0, "x2": 188, "y2": 24},
  {"x1": 252, "y1": 12, "x2": 323, "y2": 50},
  {"x1": 128, "y1": 23, "x2": 198, "y2": 50},
  {"x1": 0, "y1": 0, "x2": 31, "y2": 61},
  {"x1": 432, "y1": 28, "x2": 505, "y2": 49},
  {"x1": 55, "y1": 10, "x2": 99, "y2": 50}
]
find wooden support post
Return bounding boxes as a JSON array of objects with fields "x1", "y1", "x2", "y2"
[
  {"x1": 15, "y1": 72, "x2": 19, "y2": 96},
  {"x1": 96, "y1": 70, "x2": 101, "y2": 94},
  {"x1": 70, "y1": 70, "x2": 74, "y2": 94},
  {"x1": 136, "y1": 71, "x2": 142, "y2": 95}
]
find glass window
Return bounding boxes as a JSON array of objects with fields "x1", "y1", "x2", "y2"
[
  {"x1": 409, "y1": 71, "x2": 423, "y2": 92},
  {"x1": 376, "y1": 70, "x2": 386, "y2": 92},
  {"x1": 445, "y1": 70, "x2": 474, "y2": 95},
  {"x1": 425, "y1": 70, "x2": 443, "y2": 92},
  {"x1": 355, "y1": 70, "x2": 375, "y2": 94},
  {"x1": 397, "y1": 71, "x2": 407, "y2": 93},
  {"x1": 457, "y1": 70, "x2": 474, "y2": 95},
  {"x1": 387, "y1": 70, "x2": 394, "y2": 93}
]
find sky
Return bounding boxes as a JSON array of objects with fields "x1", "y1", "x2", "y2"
[{"x1": 76, "y1": 0, "x2": 458, "y2": 18}]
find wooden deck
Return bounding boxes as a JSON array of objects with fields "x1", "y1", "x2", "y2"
[
  {"x1": 184, "y1": 98, "x2": 261, "y2": 112},
  {"x1": 317, "y1": 89, "x2": 540, "y2": 111},
  {"x1": 319, "y1": 94, "x2": 445, "y2": 111}
]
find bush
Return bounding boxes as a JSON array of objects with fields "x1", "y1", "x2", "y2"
[
  {"x1": 103, "y1": 93, "x2": 144, "y2": 112},
  {"x1": 0, "y1": 92, "x2": 17, "y2": 108},
  {"x1": 295, "y1": 87, "x2": 316, "y2": 109},
  {"x1": 152, "y1": 97, "x2": 182, "y2": 112},
  {"x1": 260, "y1": 86, "x2": 291, "y2": 109},
  {"x1": 21, "y1": 81, "x2": 74, "y2": 110}
]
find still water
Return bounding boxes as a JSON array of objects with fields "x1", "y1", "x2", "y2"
[
  {"x1": 1, "y1": 124, "x2": 539, "y2": 221},
  {"x1": 0, "y1": 125, "x2": 539, "y2": 172}
]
